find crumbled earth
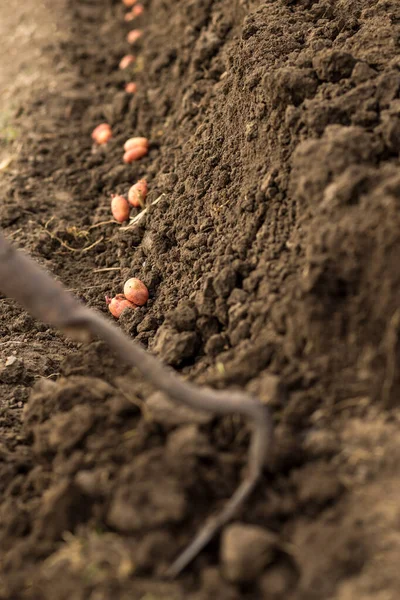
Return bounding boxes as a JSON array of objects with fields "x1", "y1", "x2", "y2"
[{"x1": 1, "y1": 0, "x2": 400, "y2": 598}]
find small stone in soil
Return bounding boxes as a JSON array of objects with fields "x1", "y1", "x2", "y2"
[{"x1": 220, "y1": 523, "x2": 277, "y2": 583}]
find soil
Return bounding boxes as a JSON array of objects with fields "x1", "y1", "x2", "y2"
[{"x1": 1, "y1": 0, "x2": 400, "y2": 598}]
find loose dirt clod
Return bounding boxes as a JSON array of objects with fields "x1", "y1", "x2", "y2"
[
  {"x1": 0, "y1": 230, "x2": 272, "y2": 577},
  {"x1": 220, "y1": 523, "x2": 277, "y2": 583}
]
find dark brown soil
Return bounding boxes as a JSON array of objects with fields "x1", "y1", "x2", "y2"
[{"x1": 1, "y1": 0, "x2": 400, "y2": 598}]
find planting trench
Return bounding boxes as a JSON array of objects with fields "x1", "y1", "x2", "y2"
[{"x1": 1, "y1": 0, "x2": 400, "y2": 598}]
